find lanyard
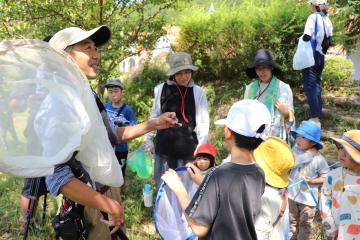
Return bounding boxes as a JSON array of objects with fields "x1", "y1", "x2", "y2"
[
  {"x1": 175, "y1": 81, "x2": 190, "y2": 123},
  {"x1": 256, "y1": 77, "x2": 272, "y2": 100}
]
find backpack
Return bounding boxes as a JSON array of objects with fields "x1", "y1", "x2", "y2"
[
  {"x1": 52, "y1": 156, "x2": 90, "y2": 240},
  {"x1": 320, "y1": 16, "x2": 332, "y2": 54},
  {"x1": 321, "y1": 27, "x2": 332, "y2": 54},
  {"x1": 312, "y1": 14, "x2": 332, "y2": 54}
]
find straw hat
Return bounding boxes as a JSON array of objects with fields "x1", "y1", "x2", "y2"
[
  {"x1": 331, "y1": 130, "x2": 360, "y2": 164},
  {"x1": 254, "y1": 137, "x2": 295, "y2": 188}
]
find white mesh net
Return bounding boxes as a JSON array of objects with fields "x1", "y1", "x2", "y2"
[
  {"x1": 154, "y1": 167, "x2": 198, "y2": 240},
  {"x1": 0, "y1": 39, "x2": 122, "y2": 187}
]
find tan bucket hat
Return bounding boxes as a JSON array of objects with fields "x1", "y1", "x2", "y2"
[
  {"x1": 167, "y1": 52, "x2": 198, "y2": 76},
  {"x1": 331, "y1": 130, "x2": 360, "y2": 164},
  {"x1": 254, "y1": 137, "x2": 295, "y2": 188}
]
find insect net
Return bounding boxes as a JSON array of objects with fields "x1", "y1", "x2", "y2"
[
  {"x1": 154, "y1": 166, "x2": 198, "y2": 240},
  {"x1": 0, "y1": 39, "x2": 122, "y2": 187}
]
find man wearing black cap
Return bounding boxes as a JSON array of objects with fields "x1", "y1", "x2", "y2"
[{"x1": 48, "y1": 25, "x2": 179, "y2": 239}]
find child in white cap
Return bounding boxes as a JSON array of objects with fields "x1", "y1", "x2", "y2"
[
  {"x1": 161, "y1": 99, "x2": 271, "y2": 239},
  {"x1": 320, "y1": 130, "x2": 360, "y2": 240}
]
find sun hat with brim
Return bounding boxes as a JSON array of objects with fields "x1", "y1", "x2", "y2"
[
  {"x1": 290, "y1": 120, "x2": 323, "y2": 149},
  {"x1": 331, "y1": 130, "x2": 360, "y2": 164},
  {"x1": 215, "y1": 99, "x2": 271, "y2": 140},
  {"x1": 105, "y1": 79, "x2": 124, "y2": 90},
  {"x1": 254, "y1": 137, "x2": 295, "y2": 188},
  {"x1": 246, "y1": 49, "x2": 282, "y2": 79},
  {"x1": 49, "y1": 25, "x2": 111, "y2": 51},
  {"x1": 167, "y1": 52, "x2": 198, "y2": 76}
]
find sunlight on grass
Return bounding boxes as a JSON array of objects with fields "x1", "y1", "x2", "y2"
[{"x1": 0, "y1": 168, "x2": 160, "y2": 240}]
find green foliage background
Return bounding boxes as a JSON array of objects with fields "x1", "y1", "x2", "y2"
[
  {"x1": 322, "y1": 56, "x2": 354, "y2": 87},
  {"x1": 0, "y1": 0, "x2": 358, "y2": 239},
  {"x1": 0, "y1": 0, "x2": 182, "y2": 92},
  {"x1": 173, "y1": 0, "x2": 358, "y2": 88}
]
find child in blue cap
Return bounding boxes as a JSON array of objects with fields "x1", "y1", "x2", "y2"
[{"x1": 288, "y1": 120, "x2": 329, "y2": 240}]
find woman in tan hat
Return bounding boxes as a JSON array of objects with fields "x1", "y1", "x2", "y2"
[
  {"x1": 145, "y1": 52, "x2": 209, "y2": 188},
  {"x1": 320, "y1": 130, "x2": 360, "y2": 240}
]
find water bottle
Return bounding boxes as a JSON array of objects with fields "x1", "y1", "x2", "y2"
[
  {"x1": 143, "y1": 184, "x2": 153, "y2": 207},
  {"x1": 275, "y1": 92, "x2": 288, "y2": 115},
  {"x1": 275, "y1": 92, "x2": 288, "y2": 139}
]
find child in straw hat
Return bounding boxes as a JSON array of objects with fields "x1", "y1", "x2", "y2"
[
  {"x1": 320, "y1": 130, "x2": 360, "y2": 240},
  {"x1": 254, "y1": 136, "x2": 295, "y2": 240}
]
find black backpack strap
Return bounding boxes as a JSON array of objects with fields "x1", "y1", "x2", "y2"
[
  {"x1": 93, "y1": 92, "x2": 106, "y2": 112},
  {"x1": 116, "y1": 103, "x2": 127, "y2": 117}
]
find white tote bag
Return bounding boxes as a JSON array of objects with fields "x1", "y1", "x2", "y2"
[{"x1": 292, "y1": 36, "x2": 315, "y2": 70}]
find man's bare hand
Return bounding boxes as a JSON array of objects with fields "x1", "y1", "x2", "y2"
[
  {"x1": 100, "y1": 199, "x2": 124, "y2": 232},
  {"x1": 153, "y1": 112, "x2": 182, "y2": 130}
]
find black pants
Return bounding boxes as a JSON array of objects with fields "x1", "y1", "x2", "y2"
[{"x1": 115, "y1": 151, "x2": 128, "y2": 179}]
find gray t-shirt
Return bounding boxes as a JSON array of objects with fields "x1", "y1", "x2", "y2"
[{"x1": 185, "y1": 162, "x2": 265, "y2": 240}]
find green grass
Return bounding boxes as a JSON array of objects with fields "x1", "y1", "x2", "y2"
[
  {"x1": 0, "y1": 169, "x2": 158, "y2": 240},
  {"x1": 0, "y1": 80, "x2": 358, "y2": 239}
]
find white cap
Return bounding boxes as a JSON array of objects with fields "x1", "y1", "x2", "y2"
[
  {"x1": 49, "y1": 25, "x2": 111, "y2": 51},
  {"x1": 309, "y1": 0, "x2": 327, "y2": 5},
  {"x1": 215, "y1": 100, "x2": 271, "y2": 140}
]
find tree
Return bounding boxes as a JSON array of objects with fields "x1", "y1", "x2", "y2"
[
  {"x1": 330, "y1": 0, "x2": 360, "y2": 51},
  {"x1": 0, "y1": 0, "x2": 182, "y2": 94}
]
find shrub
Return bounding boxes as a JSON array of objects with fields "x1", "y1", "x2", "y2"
[
  {"x1": 322, "y1": 55, "x2": 354, "y2": 87},
  {"x1": 124, "y1": 63, "x2": 167, "y2": 122},
  {"x1": 174, "y1": 0, "x2": 309, "y2": 88}
]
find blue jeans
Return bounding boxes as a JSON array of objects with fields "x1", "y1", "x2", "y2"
[{"x1": 302, "y1": 51, "x2": 325, "y2": 119}]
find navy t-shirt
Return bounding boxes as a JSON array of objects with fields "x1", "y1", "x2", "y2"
[{"x1": 185, "y1": 162, "x2": 265, "y2": 240}]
